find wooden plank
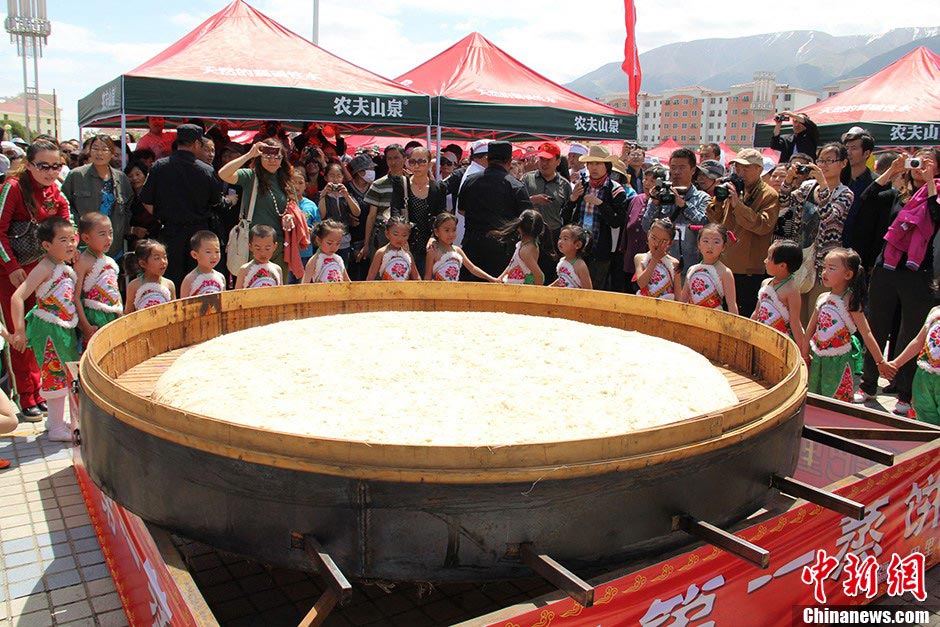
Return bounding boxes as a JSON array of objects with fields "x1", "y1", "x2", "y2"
[
  {"x1": 817, "y1": 427, "x2": 940, "y2": 442},
  {"x1": 771, "y1": 475, "x2": 866, "y2": 520},
  {"x1": 802, "y1": 426, "x2": 895, "y2": 467},
  {"x1": 672, "y1": 515, "x2": 769, "y2": 568},
  {"x1": 807, "y1": 393, "x2": 940, "y2": 432},
  {"x1": 519, "y1": 543, "x2": 594, "y2": 608},
  {"x1": 297, "y1": 589, "x2": 338, "y2": 627}
]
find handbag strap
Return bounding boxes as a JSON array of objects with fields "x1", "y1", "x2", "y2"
[{"x1": 244, "y1": 177, "x2": 259, "y2": 222}]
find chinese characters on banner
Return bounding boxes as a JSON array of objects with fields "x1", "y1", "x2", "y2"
[
  {"x1": 574, "y1": 115, "x2": 622, "y2": 135},
  {"x1": 333, "y1": 96, "x2": 406, "y2": 119},
  {"x1": 889, "y1": 124, "x2": 940, "y2": 143},
  {"x1": 487, "y1": 449, "x2": 940, "y2": 627}
]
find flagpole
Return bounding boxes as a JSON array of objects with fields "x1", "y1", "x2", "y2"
[{"x1": 312, "y1": 0, "x2": 320, "y2": 45}]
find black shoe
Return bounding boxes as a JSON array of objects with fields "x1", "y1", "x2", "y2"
[
  {"x1": 19, "y1": 405, "x2": 43, "y2": 422},
  {"x1": 883, "y1": 383, "x2": 898, "y2": 395},
  {"x1": 37, "y1": 401, "x2": 48, "y2": 412}
]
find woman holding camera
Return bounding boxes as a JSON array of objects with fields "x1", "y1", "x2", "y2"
[
  {"x1": 776, "y1": 142, "x2": 854, "y2": 323},
  {"x1": 318, "y1": 163, "x2": 361, "y2": 267},
  {"x1": 218, "y1": 138, "x2": 296, "y2": 279},
  {"x1": 855, "y1": 149, "x2": 940, "y2": 416}
]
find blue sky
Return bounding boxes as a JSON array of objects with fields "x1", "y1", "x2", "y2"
[{"x1": 0, "y1": 0, "x2": 932, "y2": 138}]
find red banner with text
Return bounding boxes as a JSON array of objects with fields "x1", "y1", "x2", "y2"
[{"x1": 487, "y1": 449, "x2": 940, "y2": 627}]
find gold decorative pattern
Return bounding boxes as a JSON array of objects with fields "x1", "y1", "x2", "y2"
[
  {"x1": 561, "y1": 603, "x2": 583, "y2": 618},
  {"x1": 703, "y1": 546, "x2": 722, "y2": 561},
  {"x1": 624, "y1": 574, "x2": 647, "y2": 593},
  {"x1": 595, "y1": 587, "x2": 618, "y2": 605},
  {"x1": 652, "y1": 564, "x2": 674, "y2": 581},
  {"x1": 530, "y1": 610, "x2": 555, "y2": 627},
  {"x1": 678, "y1": 554, "x2": 700, "y2": 572}
]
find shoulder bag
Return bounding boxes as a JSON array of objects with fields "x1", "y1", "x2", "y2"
[{"x1": 226, "y1": 177, "x2": 258, "y2": 275}]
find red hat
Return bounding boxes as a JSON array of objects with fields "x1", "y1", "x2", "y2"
[{"x1": 535, "y1": 142, "x2": 561, "y2": 159}]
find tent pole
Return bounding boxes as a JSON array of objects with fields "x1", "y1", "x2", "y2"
[
  {"x1": 120, "y1": 113, "x2": 127, "y2": 169},
  {"x1": 435, "y1": 125, "x2": 442, "y2": 179}
]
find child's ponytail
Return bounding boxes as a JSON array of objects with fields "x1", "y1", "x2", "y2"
[
  {"x1": 489, "y1": 209, "x2": 545, "y2": 244},
  {"x1": 830, "y1": 247, "x2": 867, "y2": 312}
]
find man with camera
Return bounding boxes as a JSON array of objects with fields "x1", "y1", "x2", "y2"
[
  {"x1": 641, "y1": 148, "x2": 710, "y2": 273},
  {"x1": 771, "y1": 111, "x2": 819, "y2": 162},
  {"x1": 840, "y1": 127, "x2": 876, "y2": 249},
  {"x1": 706, "y1": 149, "x2": 780, "y2": 317}
]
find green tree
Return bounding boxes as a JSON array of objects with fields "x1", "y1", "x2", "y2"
[{"x1": 1, "y1": 120, "x2": 32, "y2": 142}]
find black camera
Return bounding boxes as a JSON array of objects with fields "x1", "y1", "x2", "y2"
[
  {"x1": 713, "y1": 173, "x2": 745, "y2": 201},
  {"x1": 579, "y1": 171, "x2": 589, "y2": 187},
  {"x1": 774, "y1": 114, "x2": 789, "y2": 123},
  {"x1": 796, "y1": 164, "x2": 811, "y2": 176},
  {"x1": 655, "y1": 180, "x2": 675, "y2": 205}
]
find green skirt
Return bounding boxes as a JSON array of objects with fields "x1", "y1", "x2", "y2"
[
  {"x1": 25, "y1": 310, "x2": 79, "y2": 399},
  {"x1": 809, "y1": 336, "x2": 862, "y2": 402},
  {"x1": 85, "y1": 308, "x2": 119, "y2": 330}
]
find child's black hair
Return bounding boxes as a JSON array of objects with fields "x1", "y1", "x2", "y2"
[
  {"x1": 699, "y1": 222, "x2": 730, "y2": 244},
  {"x1": 77, "y1": 212, "x2": 111, "y2": 235},
  {"x1": 249, "y1": 224, "x2": 277, "y2": 243},
  {"x1": 384, "y1": 215, "x2": 413, "y2": 233},
  {"x1": 123, "y1": 238, "x2": 165, "y2": 276},
  {"x1": 313, "y1": 219, "x2": 346, "y2": 239},
  {"x1": 649, "y1": 218, "x2": 676, "y2": 239},
  {"x1": 490, "y1": 209, "x2": 544, "y2": 244},
  {"x1": 769, "y1": 239, "x2": 803, "y2": 274},
  {"x1": 826, "y1": 247, "x2": 867, "y2": 312},
  {"x1": 432, "y1": 212, "x2": 458, "y2": 230},
  {"x1": 560, "y1": 223, "x2": 591, "y2": 258},
  {"x1": 190, "y1": 230, "x2": 219, "y2": 251},
  {"x1": 38, "y1": 216, "x2": 73, "y2": 243}
]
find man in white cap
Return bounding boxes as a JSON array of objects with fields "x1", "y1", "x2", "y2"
[
  {"x1": 706, "y1": 148, "x2": 779, "y2": 316},
  {"x1": 567, "y1": 143, "x2": 589, "y2": 183}
]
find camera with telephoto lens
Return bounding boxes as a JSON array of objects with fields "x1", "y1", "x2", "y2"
[
  {"x1": 654, "y1": 179, "x2": 675, "y2": 205},
  {"x1": 774, "y1": 114, "x2": 789, "y2": 123},
  {"x1": 906, "y1": 157, "x2": 923, "y2": 169},
  {"x1": 796, "y1": 164, "x2": 811, "y2": 176}
]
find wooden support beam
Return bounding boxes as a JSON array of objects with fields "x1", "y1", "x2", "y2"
[
  {"x1": 303, "y1": 536, "x2": 353, "y2": 603},
  {"x1": 803, "y1": 426, "x2": 895, "y2": 466},
  {"x1": 808, "y1": 394, "x2": 940, "y2": 432},
  {"x1": 771, "y1": 475, "x2": 865, "y2": 520},
  {"x1": 817, "y1": 427, "x2": 940, "y2": 442},
  {"x1": 520, "y1": 543, "x2": 594, "y2": 608},
  {"x1": 672, "y1": 515, "x2": 769, "y2": 568},
  {"x1": 298, "y1": 589, "x2": 339, "y2": 627}
]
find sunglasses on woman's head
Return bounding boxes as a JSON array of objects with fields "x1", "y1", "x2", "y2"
[{"x1": 31, "y1": 162, "x2": 63, "y2": 172}]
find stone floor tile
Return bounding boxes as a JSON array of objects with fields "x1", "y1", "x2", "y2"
[
  {"x1": 67, "y1": 525, "x2": 95, "y2": 541},
  {"x1": 90, "y1": 593, "x2": 121, "y2": 613},
  {"x1": 5, "y1": 563, "x2": 43, "y2": 584},
  {"x1": 2, "y1": 549, "x2": 41, "y2": 568},
  {"x1": 13, "y1": 609, "x2": 53, "y2": 627},
  {"x1": 51, "y1": 600, "x2": 92, "y2": 622},
  {"x1": 43, "y1": 555, "x2": 77, "y2": 574},
  {"x1": 79, "y1": 563, "x2": 110, "y2": 582},
  {"x1": 70, "y1": 538, "x2": 100, "y2": 554},
  {"x1": 0, "y1": 524, "x2": 34, "y2": 540},
  {"x1": 35, "y1": 530, "x2": 68, "y2": 547},
  {"x1": 1, "y1": 536, "x2": 36, "y2": 554},
  {"x1": 96, "y1": 609, "x2": 130, "y2": 627},
  {"x1": 59, "y1": 619, "x2": 97, "y2": 627},
  {"x1": 76, "y1": 550, "x2": 104, "y2": 568},
  {"x1": 44, "y1": 569, "x2": 82, "y2": 590},
  {"x1": 5, "y1": 579, "x2": 42, "y2": 601},
  {"x1": 8, "y1": 592, "x2": 48, "y2": 615},
  {"x1": 49, "y1": 584, "x2": 86, "y2": 607},
  {"x1": 63, "y1": 514, "x2": 91, "y2": 529},
  {"x1": 85, "y1": 577, "x2": 116, "y2": 598}
]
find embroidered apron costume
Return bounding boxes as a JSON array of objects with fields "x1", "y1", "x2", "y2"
[
  {"x1": 809, "y1": 291, "x2": 863, "y2": 402},
  {"x1": 82, "y1": 255, "x2": 122, "y2": 329},
  {"x1": 244, "y1": 261, "x2": 282, "y2": 288},
  {"x1": 379, "y1": 248, "x2": 412, "y2": 281},
  {"x1": 309, "y1": 250, "x2": 346, "y2": 283},
  {"x1": 635, "y1": 253, "x2": 676, "y2": 300},
  {"x1": 186, "y1": 270, "x2": 226, "y2": 297},
  {"x1": 555, "y1": 258, "x2": 583, "y2": 288},
  {"x1": 913, "y1": 307, "x2": 940, "y2": 425},
  {"x1": 25, "y1": 263, "x2": 79, "y2": 399},
  {"x1": 501, "y1": 241, "x2": 535, "y2": 285},
  {"x1": 685, "y1": 263, "x2": 724, "y2": 310},
  {"x1": 432, "y1": 246, "x2": 462, "y2": 282},
  {"x1": 134, "y1": 280, "x2": 172, "y2": 311},
  {"x1": 754, "y1": 276, "x2": 793, "y2": 337}
]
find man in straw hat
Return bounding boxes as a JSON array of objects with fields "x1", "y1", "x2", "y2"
[{"x1": 563, "y1": 145, "x2": 631, "y2": 290}]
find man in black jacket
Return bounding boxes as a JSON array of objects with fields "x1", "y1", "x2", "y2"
[
  {"x1": 458, "y1": 141, "x2": 532, "y2": 278},
  {"x1": 562, "y1": 145, "x2": 629, "y2": 290},
  {"x1": 770, "y1": 111, "x2": 819, "y2": 162}
]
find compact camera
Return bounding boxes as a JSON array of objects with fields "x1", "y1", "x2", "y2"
[
  {"x1": 906, "y1": 157, "x2": 923, "y2": 169},
  {"x1": 796, "y1": 164, "x2": 812, "y2": 176},
  {"x1": 774, "y1": 114, "x2": 790, "y2": 123}
]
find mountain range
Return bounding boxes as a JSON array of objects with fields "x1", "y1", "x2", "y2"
[{"x1": 566, "y1": 27, "x2": 940, "y2": 98}]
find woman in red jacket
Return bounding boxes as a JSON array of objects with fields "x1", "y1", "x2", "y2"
[{"x1": 0, "y1": 138, "x2": 72, "y2": 419}]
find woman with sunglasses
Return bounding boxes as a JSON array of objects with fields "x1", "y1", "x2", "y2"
[
  {"x1": 0, "y1": 138, "x2": 72, "y2": 420},
  {"x1": 218, "y1": 138, "x2": 296, "y2": 280},
  {"x1": 401, "y1": 147, "x2": 446, "y2": 272},
  {"x1": 61, "y1": 134, "x2": 133, "y2": 260}
]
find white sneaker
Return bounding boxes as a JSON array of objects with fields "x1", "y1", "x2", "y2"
[
  {"x1": 852, "y1": 390, "x2": 874, "y2": 404},
  {"x1": 893, "y1": 401, "x2": 912, "y2": 417}
]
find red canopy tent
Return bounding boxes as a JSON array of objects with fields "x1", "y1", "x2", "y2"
[
  {"x1": 718, "y1": 142, "x2": 738, "y2": 164},
  {"x1": 646, "y1": 138, "x2": 683, "y2": 162},
  {"x1": 395, "y1": 32, "x2": 635, "y2": 143},
  {"x1": 755, "y1": 46, "x2": 940, "y2": 146},
  {"x1": 78, "y1": 0, "x2": 430, "y2": 135}
]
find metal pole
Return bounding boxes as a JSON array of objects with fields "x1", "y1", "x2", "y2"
[
  {"x1": 21, "y1": 51, "x2": 29, "y2": 136},
  {"x1": 312, "y1": 0, "x2": 319, "y2": 45},
  {"x1": 435, "y1": 125, "x2": 442, "y2": 179},
  {"x1": 32, "y1": 46, "x2": 40, "y2": 134},
  {"x1": 120, "y1": 113, "x2": 127, "y2": 168}
]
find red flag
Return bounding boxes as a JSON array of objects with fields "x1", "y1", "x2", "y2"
[{"x1": 621, "y1": 0, "x2": 642, "y2": 113}]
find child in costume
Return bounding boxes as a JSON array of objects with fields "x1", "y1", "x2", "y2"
[
  {"x1": 679, "y1": 223, "x2": 737, "y2": 314},
  {"x1": 0, "y1": 324, "x2": 24, "y2": 466},
  {"x1": 9, "y1": 217, "x2": 79, "y2": 441},
  {"x1": 885, "y1": 298, "x2": 940, "y2": 425},
  {"x1": 551, "y1": 224, "x2": 592, "y2": 289},
  {"x1": 496, "y1": 210, "x2": 545, "y2": 286},
  {"x1": 302, "y1": 219, "x2": 351, "y2": 283},
  {"x1": 806, "y1": 248, "x2": 894, "y2": 402},
  {"x1": 124, "y1": 239, "x2": 176, "y2": 313},
  {"x1": 235, "y1": 224, "x2": 283, "y2": 289},
  {"x1": 634, "y1": 218, "x2": 680, "y2": 300},
  {"x1": 181, "y1": 231, "x2": 225, "y2": 297},
  {"x1": 73, "y1": 212, "x2": 122, "y2": 347},
  {"x1": 424, "y1": 213, "x2": 497, "y2": 282},
  {"x1": 752, "y1": 239, "x2": 805, "y2": 350},
  {"x1": 366, "y1": 216, "x2": 421, "y2": 281}
]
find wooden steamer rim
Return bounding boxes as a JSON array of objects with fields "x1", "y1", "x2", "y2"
[{"x1": 79, "y1": 283, "x2": 808, "y2": 484}]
